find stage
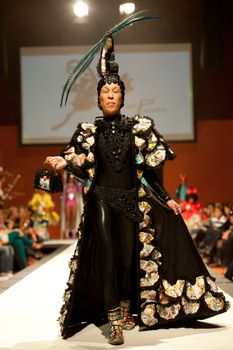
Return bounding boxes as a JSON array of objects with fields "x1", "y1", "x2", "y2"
[{"x1": 0, "y1": 241, "x2": 232, "y2": 350}]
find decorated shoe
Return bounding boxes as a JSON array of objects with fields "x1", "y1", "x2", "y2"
[
  {"x1": 120, "y1": 300, "x2": 135, "y2": 330},
  {"x1": 107, "y1": 306, "x2": 124, "y2": 345}
]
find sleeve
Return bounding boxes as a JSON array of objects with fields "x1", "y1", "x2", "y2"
[
  {"x1": 60, "y1": 125, "x2": 88, "y2": 181},
  {"x1": 143, "y1": 167, "x2": 173, "y2": 202},
  {"x1": 133, "y1": 115, "x2": 176, "y2": 169},
  {"x1": 143, "y1": 126, "x2": 176, "y2": 169},
  {"x1": 133, "y1": 116, "x2": 175, "y2": 203},
  {"x1": 143, "y1": 125, "x2": 174, "y2": 202},
  {"x1": 64, "y1": 160, "x2": 87, "y2": 181}
]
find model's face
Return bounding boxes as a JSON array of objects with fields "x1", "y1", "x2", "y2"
[{"x1": 99, "y1": 83, "x2": 122, "y2": 116}]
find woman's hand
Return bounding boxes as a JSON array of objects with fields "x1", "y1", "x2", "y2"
[
  {"x1": 166, "y1": 199, "x2": 182, "y2": 215},
  {"x1": 44, "y1": 156, "x2": 67, "y2": 171}
]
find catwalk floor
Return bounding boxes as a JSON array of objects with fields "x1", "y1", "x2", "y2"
[{"x1": 0, "y1": 242, "x2": 233, "y2": 350}]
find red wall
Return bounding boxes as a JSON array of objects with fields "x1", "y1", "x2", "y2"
[
  {"x1": 164, "y1": 119, "x2": 233, "y2": 204},
  {"x1": 1, "y1": 119, "x2": 232, "y2": 217}
]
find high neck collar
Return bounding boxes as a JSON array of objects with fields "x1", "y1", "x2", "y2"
[{"x1": 96, "y1": 114, "x2": 122, "y2": 123}]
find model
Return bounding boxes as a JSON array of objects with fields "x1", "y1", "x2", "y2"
[{"x1": 42, "y1": 11, "x2": 229, "y2": 346}]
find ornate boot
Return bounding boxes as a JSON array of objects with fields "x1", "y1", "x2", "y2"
[
  {"x1": 107, "y1": 306, "x2": 124, "y2": 345},
  {"x1": 120, "y1": 300, "x2": 135, "y2": 330}
]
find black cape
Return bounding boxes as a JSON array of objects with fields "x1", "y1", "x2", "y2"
[{"x1": 58, "y1": 115, "x2": 229, "y2": 338}]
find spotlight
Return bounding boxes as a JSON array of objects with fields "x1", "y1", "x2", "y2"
[
  {"x1": 119, "y1": 2, "x2": 135, "y2": 15},
  {"x1": 73, "y1": 1, "x2": 89, "y2": 18}
]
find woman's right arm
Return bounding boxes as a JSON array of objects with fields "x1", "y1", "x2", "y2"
[
  {"x1": 44, "y1": 156, "x2": 66, "y2": 170},
  {"x1": 44, "y1": 126, "x2": 88, "y2": 181}
]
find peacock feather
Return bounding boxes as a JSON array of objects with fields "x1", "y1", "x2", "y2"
[{"x1": 60, "y1": 10, "x2": 160, "y2": 106}]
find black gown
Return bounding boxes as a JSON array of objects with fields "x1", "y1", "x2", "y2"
[{"x1": 58, "y1": 114, "x2": 229, "y2": 338}]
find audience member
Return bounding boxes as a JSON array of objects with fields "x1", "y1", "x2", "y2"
[
  {"x1": 0, "y1": 209, "x2": 33, "y2": 272},
  {"x1": 0, "y1": 242, "x2": 14, "y2": 282}
]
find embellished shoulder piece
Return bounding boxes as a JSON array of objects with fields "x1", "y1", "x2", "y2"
[
  {"x1": 132, "y1": 115, "x2": 153, "y2": 135},
  {"x1": 62, "y1": 122, "x2": 96, "y2": 168},
  {"x1": 132, "y1": 115, "x2": 176, "y2": 168},
  {"x1": 79, "y1": 122, "x2": 97, "y2": 137}
]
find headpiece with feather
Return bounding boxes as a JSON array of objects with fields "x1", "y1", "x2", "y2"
[{"x1": 60, "y1": 10, "x2": 160, "y2": 106}]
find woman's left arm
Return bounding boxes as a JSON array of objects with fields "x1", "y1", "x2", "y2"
[{"x1": 143, "y1": 167, "x2": 182, "y2": 215}]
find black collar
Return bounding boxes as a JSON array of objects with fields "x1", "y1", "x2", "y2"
[{"x1": 95, "y1": 114, "x2": 122, "y2": 123}]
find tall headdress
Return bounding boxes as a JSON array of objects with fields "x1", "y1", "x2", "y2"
[
  {"x1": 96, "y1": 35, "x2": 118, "y2": 79},
  {"x1": 96, "y1": 34, "x2": 126, "y2": 109},
  {"x1": 60, "y1": 10, "x2": 159, "y2": 107}
]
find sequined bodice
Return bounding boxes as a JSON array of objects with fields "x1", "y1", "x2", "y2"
[
  {"x1": 94, "y1": 115, "x2": 135, "y2": 189},
  {"x1": 98, "y1": 120, "x2": 131, "y2": 172}
]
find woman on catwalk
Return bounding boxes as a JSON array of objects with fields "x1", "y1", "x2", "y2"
[{"x1": 42, "y1": 12, "x2": 229, "y2": 346}]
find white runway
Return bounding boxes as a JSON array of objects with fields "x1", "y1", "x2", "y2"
[{"x1": 0, "y1": 243, "x2": 233, "y2": 350}]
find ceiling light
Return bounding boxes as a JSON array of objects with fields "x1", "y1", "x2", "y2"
[
  {"x1": 119, "y1": 2, "x2": 135, "y2": 15},
  {"x1": 73, "y1": 1, "x2": 89, "y2": 18}
]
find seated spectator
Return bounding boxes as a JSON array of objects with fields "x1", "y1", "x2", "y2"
[
  {"x1": 217, "y1": 210, "x2": 233, "y2": 273},
  {"x1": 194, "y1": 202, "x2": 215, "y2": 247},
  {"x1": 0, "y1": 209, "x2": 34, "y2": 271},
  {"x1": 203, "y1": 202, "x2": 215, "y2": 221},
  {"x1": 199, "y1": 204, "x2": 227, "y2": 265},
  {"x1": 19, "y1": 206, "x2": 44, "y2": 260},
  {"x1": 223, "y1": 202, "x2": 232, "y2": 219},
  {"x1": 5, "y1": 206, "x2": 20, "y2": 229},
  {"x1": 211, "y1": 203, "x2": 227, "y2": 229},
  {"x1": 0, "y1": 244, "x2": 14, "y2": 282}
]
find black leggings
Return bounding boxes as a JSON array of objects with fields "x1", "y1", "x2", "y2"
[{"x1": 94, "y1": 199, "x2": 136, "y2": 309}]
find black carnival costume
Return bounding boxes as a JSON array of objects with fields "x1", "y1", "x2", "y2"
[
  {"x1": 37, "y1": 11, "x2": 229, "y2": 342},
  {"x1": 58, "y1": 113, "x2": 229, "y2": 337}
]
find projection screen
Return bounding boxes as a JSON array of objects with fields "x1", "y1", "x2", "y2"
[{"x1": 20, "y1": 43, "x2": 194, "y2": 145}]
